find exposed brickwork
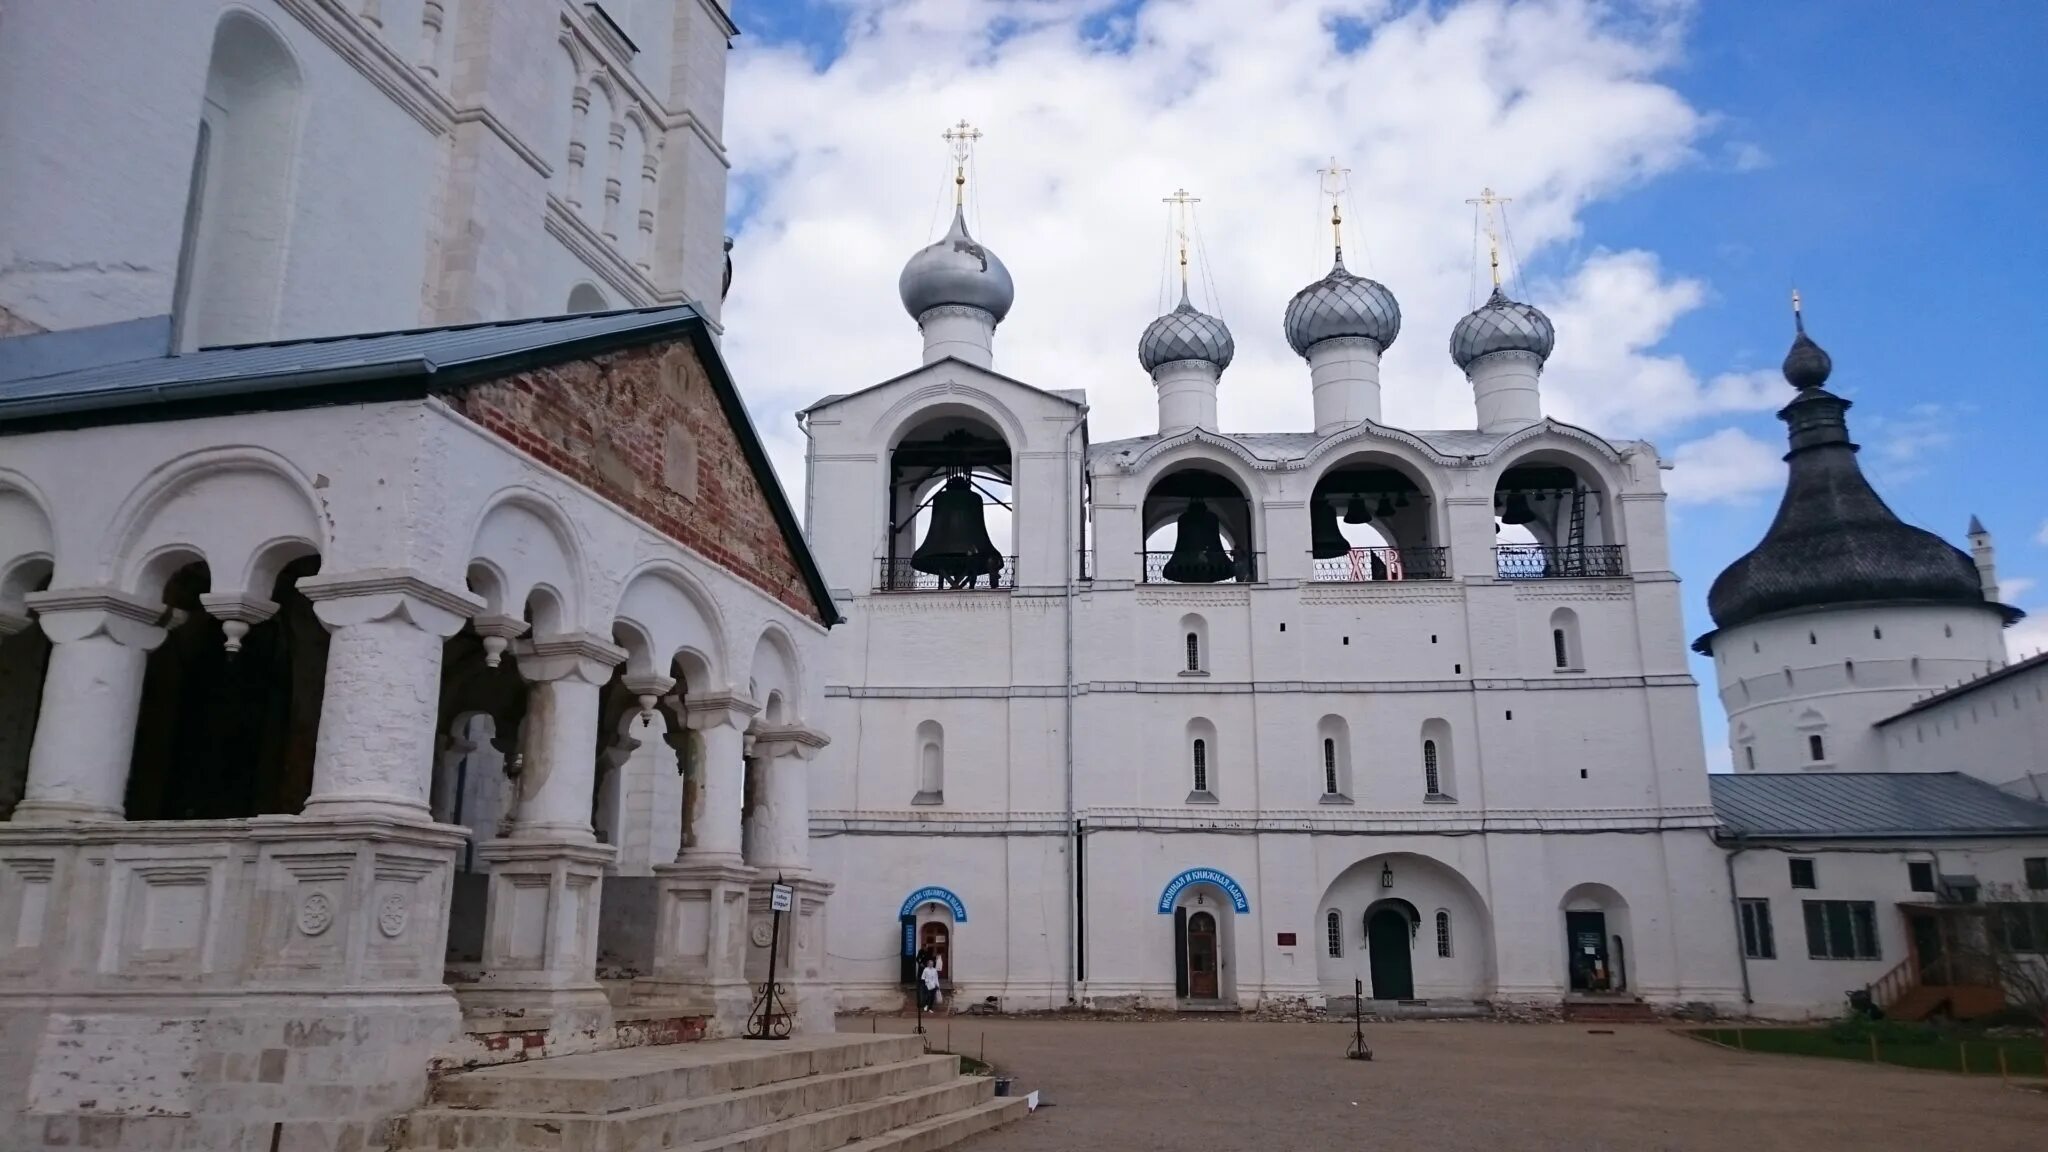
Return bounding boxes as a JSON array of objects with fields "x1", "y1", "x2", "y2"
[{"x1": 451, "y1": 340, "x2": 823, "y2": 623}]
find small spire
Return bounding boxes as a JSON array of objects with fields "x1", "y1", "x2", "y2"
[
  {"x1": 1318, "y1": 157, "x2": 1351, "y2": 267},
  {"x1": 1781, "y1": 288, "x2": 1833, "y2": 390},
  {"x1": 942, "y1": 119, "x2": 982, "y2": 210},
  {"x1": 1163, "y1": 187, "x2": 1201, "y2": 296},
  {"x1": 1467, "y1": 187, "x2": 1511, "y2": 289},
  {"x1": 1969, "y1": 514, "x2": 1988, "y2": 536}
]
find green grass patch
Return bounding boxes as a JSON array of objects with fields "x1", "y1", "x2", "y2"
[{"x1": 1689, "y1": 1024, "x2": 2046, "y2": 1077}]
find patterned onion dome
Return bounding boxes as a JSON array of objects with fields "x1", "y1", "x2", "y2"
[
  {"x1": 899, "y1": 205, "x2": 1015, "y2": 323},
  {"x1": 1449, "y1": 286, "x2": 1556, "y2": 370},
  {"x1": 1139, "y1": 289, "x2": 1236, "y2": 373},
  {"x1": 1283, "y1": 251, "x2": 1401, "y2": 357}
]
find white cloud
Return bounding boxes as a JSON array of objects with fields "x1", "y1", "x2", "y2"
[
  {"x1": 1663, "y1": 426, "x2": 1783, "y2": 506},
  {"x1": 722, "y1": 0, "x2": 1767, "y2": 475},
  {"x1": 1858, "y1": 402, "x2": 1957, "y2": 483},
  {"x1": 2003, "y1": 576, "x2": 2037, "y2": 604},
  {"x1": 1724, "y1": 141, "x2": 1771, "y2": 172},
  {"x1": 2036, "y1": 520, "x2": 2048, "y2": 546}
]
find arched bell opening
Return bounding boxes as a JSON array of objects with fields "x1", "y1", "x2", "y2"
[
  {"x1": 1492, "y1": 454, "x2": 1621, "y2": 579},
  {"x1": 884, "y1": 412, "x2": 1013, "y2": 591},
  {"x1": 1141, "y1": 466, "x2": 1256, "y2": 584},
  {"x1": 1308, "y1": 457, "x2": 1440, "y2": 582},
  {"x1": 125, "y1": 553, "x2": 327, "y2": 821},
  {"x1": 0, "y1": 561, "x2": 55, "y2": 821}
]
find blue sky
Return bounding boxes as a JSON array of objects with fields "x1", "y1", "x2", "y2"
[{"x1": 720, "y1": 0, "x2": 2048, "y2": 762}]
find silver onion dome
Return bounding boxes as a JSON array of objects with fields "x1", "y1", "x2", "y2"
[
  {"x1": 899, "y1": 205, "x2": 1015, "y2": 324},
  {"x1": 1449, "y1": 286, "x2": 1555, "y2": 370},
  {"x1": 1139, "y1": 289, "x2": 1236, "y2": 373},
  {"x1": 1283, "y1": 252, "x2": 1401, "y2": 357}
]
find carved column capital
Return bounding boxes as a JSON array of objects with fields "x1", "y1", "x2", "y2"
[
  {"x1": 683, "y1": 692, "x2": 759, "y2": 732},
  {"x1": 25, "y1": 587, "x2": 168, "y2": 649},
  {"x1": 299, "y1": 568, "x2": 481, "y2": 638},
  {"x1": 514, "y1": 632, "x2": 627, "y2": 686}
]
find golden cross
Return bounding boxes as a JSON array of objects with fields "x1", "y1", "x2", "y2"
[
  {"x1": 1318, "y1": 157, "x2": 1351, "y2": 256},
  {"x1": 1465, "y1": 186, "x2": 1512, "y2": 288},
  {"x1": 1163, "y1": 188, "x2": 1201, "y2": 291},
  {"x1": 942, "y1": 119, "x2": 982, "y2": 208}
]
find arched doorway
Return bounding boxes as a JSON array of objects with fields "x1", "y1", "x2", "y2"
[
  {"x1": 1561, "y1": 883, "x2": 1632, "y2": 994},
  {"x1": 919, "y1": 920, "x2": 953, "y2": 987},
  {"x1": 1185, "y1": 912, "x2": 1220, "y2": 999},
  {"x1": 1365, "y1": 900, "x2": 1417, "y2": 1000}
]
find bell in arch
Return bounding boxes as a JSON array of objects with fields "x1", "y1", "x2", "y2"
[
  {"x1": 1343, "y1": 493, "x2": 1371, "y2": 525},
  {"x1": 1499, "y1": 489, "x2": 1537, "y2": 526},
  {"x1": 1311, "y1": 497, "x2": 1350, "y2": 560},
  {"x1": 1162, "y1": 497, "x2": 1235, "y2": 584},
  {"x1": 912, "y1": 474, "x2": 1003, "y2": 587}
]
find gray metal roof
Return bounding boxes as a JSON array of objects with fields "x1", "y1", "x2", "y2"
[
  {"x1": 1710, "y1": 772, "x2": 2048, "y2": 840},
  {"x1": 0, "y1": 305, "x2": 706, "y2": 424}
]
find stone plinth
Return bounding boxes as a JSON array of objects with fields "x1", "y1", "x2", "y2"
[
  {"x1": 461, "y1": 837, "x2": 616, "y2": 1033},
  {"x1": 637, "y1": 858, "x2": 758, "y2": 1035},
  {"x1": 745, "y1": 873, "x2": 837, "y2": 1035}
]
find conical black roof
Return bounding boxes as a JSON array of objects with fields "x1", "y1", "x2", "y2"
[{"x1": 1700, "y1": 313, "x2": 2002, "y2": 643}]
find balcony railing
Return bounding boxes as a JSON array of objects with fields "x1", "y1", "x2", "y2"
[
  {"x1": 1310, "y1": 546, "x2": 1450, "y2": 583},
  {"x1": 875, "y1": 556, "x2": 1015, "y2": 592},
  {"x1": 1141, "y1": 550, "x2": 1261, "y2": 585},
  {"x1": 1494, "y1": 544, "x2": 1627, "y2": 580}
]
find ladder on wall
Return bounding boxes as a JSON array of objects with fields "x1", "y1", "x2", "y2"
[{"x1": 1562, "y1": 487, "x2": 1587, "y2": 576}]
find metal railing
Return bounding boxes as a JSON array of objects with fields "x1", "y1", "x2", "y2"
[
  {"x1": 1494, "y1": 544, "x2": 1627, "y2": 580},
  {"x1": 1310, "y1": 546, "x2": 1449, "y2": 582},
  {"x1": 875, "y1": 556, "x2": 1015, "y2": 592},
  {"x1": 1140, "y1": 550, "x2": 1261, "y2": 585}
]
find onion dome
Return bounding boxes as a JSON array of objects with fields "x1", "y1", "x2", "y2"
[
  {"x1": 1450, "y1": 285, "x2": 1556, "y2": 370},
  {"x1": 1699, "y1": 315, "x2": 2002, "y2": 642},
  {"x1": 1283, "y1": 251, "x2": 1401, "y2": 357},
  {"x1": 1139, "y1": 288, "x2": 1236, "y2": 372},
  {"x1": 899, "y1": 205, "x2": 1014, "y2": 323}
]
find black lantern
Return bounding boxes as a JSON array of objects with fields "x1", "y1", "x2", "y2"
[{"x1": 1379, "y1": 862, "x2": 1394, "y2": 889}]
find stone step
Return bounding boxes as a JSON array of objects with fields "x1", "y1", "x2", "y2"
[
  {"x1": 668, "y1": 1076, "x2": 994, "y2": 1152},
  {"x1": 401, "y1": 1055, "x2": 962, "y2": 1151},
  {"x1": 432, "y1": 1033, "x2": 926, "y2": 1114},
  {"x1": 838, "y1": 1095, "x2": 1032, "y2": 1152},
  {"x1": 1561, "y1": 999, "x2": 1658, "y2": 1023}
]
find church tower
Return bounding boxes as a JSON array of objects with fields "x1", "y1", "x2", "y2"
[
  {"x1": 1694, "y1": 295, "x2": 2020, "y2": 774},
  {"x1": 1139, "y1": 189, "x2": 1234, "y2": 434},
  {"x1": 1283, "y1": 162, "x2": 1400, "y2": 434}
]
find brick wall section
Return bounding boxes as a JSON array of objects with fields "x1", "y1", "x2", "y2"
[{"x1": 451, "y1": 339, "x2": 823, "y2": 623}]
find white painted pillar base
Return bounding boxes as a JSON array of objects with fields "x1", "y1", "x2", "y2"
[
  {"x1": 743, "y1": 872, "x2": 836, "y2": 1035},
  {"x1": 12, "y1": 589, "x2": 166, "y2": 823},
  {"x1": 464, "y1": 837, "x2": 617, "y2": 1026},
  {"x1": 642, "y1": 858, "x2": 758, "y2": 1034},
  {"x1": 298, "y1": 570, "x2": 480, "y2": 823}
]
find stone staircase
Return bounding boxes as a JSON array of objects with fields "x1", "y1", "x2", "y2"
[
  {"x1": 1561, "y1": 996, "x2": 1658, "y2": 1024},
  {"x1": 394, "y1": 1032, "x2": 1027, "y2": 1152}
]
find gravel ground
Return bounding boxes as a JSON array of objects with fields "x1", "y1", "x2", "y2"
[{"x1": 844, "y1": 1015, "x2": 2048, "y2": 1151}]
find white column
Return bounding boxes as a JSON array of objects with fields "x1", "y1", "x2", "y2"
[
  {"x1": 636, "y1": 149, "x2": 660, "y2": 272},
  {"x1": 918, "y1": 305, "x2": 996, "y2": 368},
  {"x1": 1308, "y1": 336, "x2": 1384, "y2": 434},
  {"x1": 748, "y1": 725, "x2": 827, "y2": 875},
  {"x1": 298, "y1": 570, "x2": 479, "y2": 822},
  {"x1": 11, "y1": 589, "x2": 166, "y2": 823},
  {"x1": 601, "y1": 121, "x2": 626, "y2": 243},
  {"x1": 1151, "y1": 360, "x2": 1220, "y2": 435},
  {"x1": 1468, "y1": 350, "x2": 1545, "y2": 433},
  {"x1": 564, "y1": 85, "x2": 591, "y2": 209},
  {"x1": 682, "y1": 694, "x2": 756, "y2": 865},
  {"x1": 506, "y1": 633, "x2": 626, "y2": 842}
]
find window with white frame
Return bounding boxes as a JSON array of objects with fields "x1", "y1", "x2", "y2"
[
  {"x1": 1803, "y1": 900, "x2": 1879, "y2": 960},
  {"x1": 1434, "y1": 910, "x2": 1452, "y2": 958},
  {"x1": 1326, "y1": 910, "x2": 1343, "y2": 958}
]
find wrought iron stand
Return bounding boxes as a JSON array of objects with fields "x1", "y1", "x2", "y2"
[
  {"x1": 1346, "y1": 978, "x2": 1373, "y2": 1061},
  {"x1": 745, "y1": 877, "x2": 794, "y2": 1040}
]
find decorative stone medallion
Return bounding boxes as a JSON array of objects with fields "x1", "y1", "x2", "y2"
[
  {"x1": 377, "y1": 893, "x2": 410, "y2": 939},
  {"x1": 750, "y1": 920, "x2": 773, "y2": 947},
  {"x1": 297, "y1": 892, "x2": 335, "y2": 937}
]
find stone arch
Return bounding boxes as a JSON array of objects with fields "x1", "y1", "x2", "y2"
[
  {"x1": 1484, "y1": 437, "x2": 1627, "y2": 562},
  {"x1": 1549, "y1": 606, "x2": 1583, "y2": 670},
  {"x1": 1178, "y1": 612, "x2": 1208, "y2": 673},
  {"x1": 1318, "y1": 713, "x2": 1352, "y2": 798},
  {"x1": 102, "y1": 448, "x2": 325, "y2": 602},
  {"x1": 872, "y1": 384, "x2": 1029, "y2": 455},
  {"x1": 1302, "y1": 444, "x2": 1445, "y2": 556},
  {"x1": 880, "y1": 398, "x2": 1017, "y2": 585},
  {"x1": 913, "y1": 719, "x2": 943, "y2": 803},
  {"x1": 1186, "y1": 717, "x2": 1218, "y2": 798},
  {"x1": 1421, "y1": 717, "x2": 1455, "y2": 800},
  {"x1": 0, "y1": 475, "x2": 56, "y2": 612},
  {"x1": 1560, "y1": 881, "x2": 1633, "y2": 993},
  {"x1": 613, "y1": 559, "x2": 727, "y2": 689},
  {"x1": 1315, "y1": 852, "x2": 1494, "y2": 1000},
  {"x1": 467, "y1": 487, "x2": 588, "y2": 632},
  {"x1": 176, "y1": 7, "x2": 305, "y2": 350},
  {"x1": 566, "y1": 281, "x2": 609, "y2": 313},
  {"x1": 1140, "y1": 459, "x2": 1259, "y2": 584},
  {"x1": 746, "y1": 623, "x2": 803, "y2": 720}
]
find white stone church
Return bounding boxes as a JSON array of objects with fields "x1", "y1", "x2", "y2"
[{"x1": 4, "y1": 0, "x2": 2048, "y2": 1147}]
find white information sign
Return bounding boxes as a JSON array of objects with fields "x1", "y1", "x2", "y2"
[{"x1": 770, "y1": 883, "x2": 794, "y2": 913}]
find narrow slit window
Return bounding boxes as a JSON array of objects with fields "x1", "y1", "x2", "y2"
[
  {"x1": 1435, "y1": 910, "x2": 1452, "y2": 958},
  {"x1": 1185, "y1": 632, "x2": 1200, "y2": 672},
  {"x1": 1326, "y1": 910, "x2": 1342, "y2": 958},
  {"x1": 1192, "y1": 739, "x2": 1208, "y2": 793},
  {"x1": 1423, "y1": 740, "x2": 1441, "y2": 797},
  {"x1": 1323, "y1": 738, "x2": 1339, "y2": 796},
  {"x1": 1808, "y1": 733, "x2": 1826, "y2": 762},
  {"x1": 1552, "y1": 629, "x2": 1568, "y2": 669}
]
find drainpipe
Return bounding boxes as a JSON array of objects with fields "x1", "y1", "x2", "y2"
[
  {"x1": 1063, "y1": 403, "x2": 1089, "y2": 1006},
  {"x1": 795, "y1": 410, "x2": 815, "y2": 537},
  {"x1": 1723, "y1": 838, "x2": 1753, "y2": 1008}
]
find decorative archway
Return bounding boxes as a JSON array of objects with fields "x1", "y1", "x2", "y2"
[
  {"x1": 1314, "y1": 853, "x2": 1494, "y2": 1001},
  {"x1": 900, "y1": 886, "x2": 969, "y2": 921},
  {"x1": 1156, "y1": 867, "x2": 1250, "y2": 914}
]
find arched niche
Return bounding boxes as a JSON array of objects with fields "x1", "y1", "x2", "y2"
[
  {"x1": 1318, "y1": 713, "x2": 1352, "y2": 799},
  {"x1": 1306, "y1": 450, "x2": 1441, "y2": 581},
  {"x1": 467, "y1": 491, "x2": 586, "y2": 630},
  {"x1": 883, "y1": 407, "x2": 1014, "y2": 592},
  {"x1": 913, "y1": 719, "x2": 943, "y2": 804},
  {"x1": 747, "y1": 625, "x2": 802, "y2": 721},
  {"x1": 566, "y1": 282, "x2": 609, "y2": 313},
  {"x1": 1315, "y1": 852, "x2": 1494, "y2": 1001},
  {"x1": 612, "y1": 562, "x2": 725, "y2": 687},
  {"x1": 105, "y1": 453, "x2": 326, "y2": 604},
  {"x1": 175, "y1": 10, "x2": 305, "y2": 350},
  {"x1": 1490, "y1": 445, "x2": 1623, "y2": 579},
  {"x1": 1141, "y1": 464, "x2": 1256, "y2": 584}
]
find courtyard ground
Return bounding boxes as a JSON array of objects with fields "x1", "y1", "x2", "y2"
[{"x1": 842, "y1": 1014, "x2": 2048, "y2": 1151}]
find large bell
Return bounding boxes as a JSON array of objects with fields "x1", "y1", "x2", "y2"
[
  {"x1": 1343, "y1": 493, "x2": 1371, "y2": 524},
  {"x1": 912, "y1": 475, "x2": 1003, "y2": 586},
  {"x1": 1162, "y1": 497, "x2": 1236, "y2": 583},
  {"x1": 1311, "y1": 497, "x2": 1350, "y2": 559},
  {"x1": 1499, "y1": 489, "x2": 1537, "y2": 526}
]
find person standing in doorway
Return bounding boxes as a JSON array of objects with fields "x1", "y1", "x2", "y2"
[{"x1": 918, "y1": 950, "x2": 942, "y2": 1014}]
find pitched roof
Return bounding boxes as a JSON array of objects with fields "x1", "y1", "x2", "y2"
[
  {"x1": 1877, "y1": 650, "x2": 2048, "y2": 726},
  {"x1": 0, "y1": 307, "x2": 839, "y2": 625},
  {"x1": 1710, "y1": 772, "x2": 2048, "y2": 840}
]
